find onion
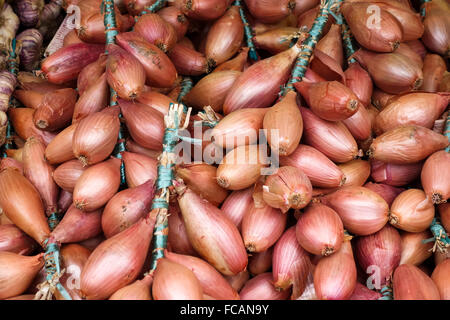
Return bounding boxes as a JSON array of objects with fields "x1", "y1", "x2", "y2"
[
  {"x1": 216, "y1": 144, "x2": 268, "y2": 190},
  {"x1": 379, "y1": 3, "x2": 424, "y2": 41},
  {"x1": 214, "y1": 47, "x2": 249, "y2": 73},
  {"x1": 249, "y1": 247, "x2": 273, "y2": 275},
  {"x1": 299, "y1": 107, "x2": 359, "y2": 163},
  {"x1": 0, "y1": 168, "x2": 50, "y2": 244},
  {"x1": 77, "y1": 55, "x2": 107, "y2": 96},
  {"x1": 405, "y1": 39, "x2": 427, "y2": 60},
  {"x1": 220, "y1": 187, "x2": 253, "y2": 230},
  {"x1": 321, "y1": 186, "x2": 389, "y2": 236},
  {"x1": 344, "y1": 62, "x2": 373, "y2": 108},
  {"x1": 421, "y1": 150, "x2": 450, "y2": 204},
  {"x1": 254, "y1": 27, "x2": 302, "y2": 55},
  {"x1": 431, "y1": 259, "x2": 450, "y2": 300},
  {"x1": 45, "y1": 123, "x2": 78, "y2": 165},
  {"x1": 8, "y1": 108, "x2": 57, "y2": 146},
  {"x1": 123, "y1": 0, "x2": 157, "y2": 15},
  {"x1": 314, "y1": 240, "x2": 357, "y2": 300},
  {"x1": 393, "y1": 264, "x2": 441, "y2": 300},
  {"x1": 205, "y1": 6, "x2": 243, "y2": 66},
  {"x1": 240, "y1": 273, "x2": 291, "y2": 300},
  {"x1": 175, "y1": 181, "x2": 248, "y2": 276},
  {"x1": 72, "y1": 73, "x2": 108, "y2": 122},
  {"x1": 372, "y1": 88, "x2": 395, "y2": 110},
  {"x1": 439, "y1": 203, "x2": 450, "y2": 233},
  {"x1": 168, "y1": 43, "x2": 210, "y2": 76},
  {"x1": 167, "y1": 202, "x2": 197, "y2": 256},
  {"x1": 374, "y1": 93, "x2": 448, "y2": 135},
  {"x1": 158, "y1": 6, "x2": 189, "y2": 40},
  {"x1": 352, "y1": 49, "x2": 423, "y2": 94},
  {"x1": 122, "y1": 151, "x2": 158, "y2": 188},
  {"x1": 225, "y1": 271, "x2": 249, "y2": 292},
  {"x1": 223, "y1": 43, "x2": 301, "y2": 114},
  {"x1": 116, "y1": 32, "x2": 178, "y2": 89},
  {"x1": 245, "y1": 0, "x2": 295, "y2": 24},
  {"x1": 421, "y1": 54, "x2": 447, "y2": 92},
  {"x1": 119, "y1": 99, "x2": 164, "y2": 151},
  {"x1": 31, "y1": 91, "x2": 77, "y2": 130},
  {"x1": 17, "y1": 28, "x2": 43, "y2": 71},
  {"x1": 137, "y1": 90, "x2": 175, "y2": 116},
  {"x1": 109, "y1": 275, "x2": 152, "y2": 300},
  {"x1": 183, "y1": 70, "x2": 241, "y2": 112},
  {"x1": 0, "y1": 71, "x2": 18, "y2": 112},
  {"x1": 102, "y1": 179, "x2": 155, "y2": 238},
  {"x1": 106, "y1": 44, "x2": 145, "y2": 100},
  {"x1": 279, "y1": 144, "x2": 345, "y2": 188},
  {"x1": 73, "y1": 157, "x2": 121, "y2": 212},
  {"x1": 63, "y1": 29, "x2": 83, "y2": 48},
  {"x1": 363, "y1": 182, "x2": 404, "y2": 206},
  {"x1": 273, "y1": 226, "x2": 312, "y2": 298},
  {"x1": 341, "y1": 2, "x2": 402, "y2": 52},
  {"x1": 355, "y1": 225, "x2": 401, "y2": 286},
  {"x1": 316, "y1": 24, "x2": 343, "y2": 67},
  {"x1": 80, "y1": 213, "x2": 156, "y2": 300},
  {"x1": 152, "y1": 258, "x2": 203, "y2": 300},
  {"x1": 0, "y1": 157, "x2": 23, "y2": 175},
  {"x1": 435, "y1": 250, "x2": 450, "y2": 266},
  {"x1": 263, "y1": 91, "x2": 303, "y2": 156},
  {"x1": 72, "y1": 106, "x2": 121, "y2": 166},
  {"x1": 0, "y1": 224, "x2": 37, "y2": 255},
  {"x1": 23, "y1": 136, "x2": 58, "y2": 215},
  {"x1": 370, "y1": 159, "x2": 422, "y2": 187},
  {"x1": 349, "y1": 282, "x2": 382, "y2": 300},
  {"x1": 400, "y1": 230, "x2": 434, "y2": 266},
  {"x1": 0, "y1": 252, "x2": 44, "y2": 299},
  {"x1": 57, "y1": 190, "x2": 73, "y2": 214},
  {"x1": 174, "y1": 0, "x2": 229, "y2": 21},
  {"x1": 296, "y1": 203, "x2": 344, "y2": 256},
  {"x1": 165, "y1": 250, "x2": 239, "y2": 300},
  {"x1": 339, "y1": 159, "x2": 370, "y2": 187},
  {"x1": 262, "y1": 166, "x2": 312, "y2": 212},
  {"x1": 15, "y1": 0, "x2": 44, "y2": 28},
  {"x1": 421, "y1": 5, "x2": 450, "y2": 56},
  {"x1": 42, "y1": 42, "x2": 105, "y2": 84}
]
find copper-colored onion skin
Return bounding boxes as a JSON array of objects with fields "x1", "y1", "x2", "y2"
[
  {"x1": 214, "y1": 47, "x2": 249, "y2": 73},
  {"x1": 109, "y1": 275, "x2": 152, "y2": 300},
  {"x1": 125, "y1": 140, "x2": 160, "y2": 160},
  {"x1": 314, "y1": 240, "x2": 357, "y2": 300},
  {"x1": 77, "y1": 55, "x2": 107, "y2": 96},
  {"x1": 220, "y1": 187, "x2": 253, "y2": 230},
  {"x1": 122, "y1": 151, "x2": 158, "y2": 188},
  {"x1": 349, "y1": 282, "x2": 382, "y2": 300},
  {"x1": 374, "y1": 93, "x2": 448, "y2": 135},
  {"x1": 253, "y1": 27, "x2": 300, "y2": 54},
  {"x1": 225, "y1": 270, "x2": 249, "y2": 292},
  {"x1": 0, "y1": 252, "x2": 44, "y2": 299},
  {"x1": 133, "y1": 13, "x2": 178, "y2": 53},
  {"x1": 175, "y1": 0, "x2": 229, "y2": 21},
  {"x1": 352, "y1": 49, "x2": 423, "y2": 94},
  {"x1": 273, "y1": 227, "x2": 312, "y2": 298},
  {"x1": 168, "y1": 44, "x2": 209, "y2": 76},
  {"x1": 242, "y1": 204, "x2": 287, "y2": 253},
  {"x1": 115, "y1": 32, "x2": 178, "y2": 89},
  {"x1": 240, "y1": 272, "x2": 291, "y2": 300},
  {"x1": 341, "y1": 102, "x2": 372, "y2": 141},
  {"x1": 339, "y1": 159, "x2": 371, "y2": 187},
  {"x1": 8, "y1": 108, "x2": 57, "y2": 146},
  {"x1": 119, "y1": 99, "x2": 164, "y2": 151},
  {"x1": 400, "y1": 230, "x2": 434, "y2": 266},
  {"x1": 216, "y1": 144, "x2": 268, "y2": 191},
  {"x1": 263, "y1": 91, "x2": 303, "y2": 156},
  {"x1": 223, "y1": 44, "x2": 301, "y2": 114},
  {"x1": 370, "y1": 159, "x2": 422, "y2": 187},
  {"x1": 422, "y1": 5, "x2": 450, "y2": 56},
  {"x1": 152, "y1": 258, "x2": 203, "y2": 300},
  {"x1": 249, "y1": 247, "x2": 273, "y2": 275},
  {"x1": 299, "y1": 107, "x2": 359, "y2": 163},
  {"x1": 393, "y1": 264, "x2": 441, "y2": 300},
  {"x1": 379, "y1": 3, "x2": 424, "y2": 41},
  {"x1": 395, "y1": 43, "x2": 424, "y2": 70},
  {"x1": 63, "y1": 29, "x2": 84, "y2": 48},
  {"x1": 372, "y1": 125, "x2": 448, "y2": 164},
  {"x1": 73, "y1": 157, "x2": 121, "y2": 212},
  {"x1": 45, "y1": 123, "x2": 78, "y2": 165},
  {"x1": 341, "y1": 2, "x2": 402, "y2": 52},
  {"x1": 158, "y1": 6, "x2": 189, "y2": 40},
  {"x1": 421, "y1": 150, "x2": 450, "y2": 205},
  {"x1": 53, "y1": 159, "x2": 87, "y2": 193},
  {"x1": 13, "y1": 90, "x2": 43, "y2": 110},
  {"x1": 72, "y1": 107, "x2": 120, "y2": 166},
  {"x1": 176, "y1": 163, "x2": 228, "y2": 207},
  {"x1": 183, "y1": 70, "x2": 241, "y2": 112},
  {"x1": 355, "y1": 225, "x2": 401, "y2": 286},
  {"x1": 421, "y1": 54, "x2": 446, "y2": 92},
  {"x1": 372, "y1": 88, "x2": 396, "y2": 110},
  {"x1": 0, "y1": 168, "x2": 50, "y2": 244},
  {"x1": 0, "y1": 224, "x2": 37, "y2": 255},
  {"x1": 23, "y1": 136, "x2": 58, "y2": 216},
  {"x1": 211, "y1": 108, "x2": 268, "y2": 149},
  {"x1": 33, "y1": 88, "x2": 78, "y2": 131},
  {"x1": 167, "y1": 202, "x2": 197, "y2": 256},
  {"x1": 431, "y1": 259, "x2": 450, "y2": 300},
  {"x1": 50, "y1": 203, "x2": 102, "y2": 243},
  {"x1": 176, "y1": 185, "x2": 248, "y2": 276},
  {"x1": 102, "y1": 179, "x2": 155, "y2": 238},
  {"x1": 390, "y1": 189, "x2": 435, "y2": 233},
  {"x1": 58, "y1": 190, "x2": 73, "y2": 214},
  {"x1": 296, "y1": 203, "x2": 344, "y2": 256},
  {"x1": 344, "y1": 62, "x2": 373, "y2": 107},
  {"x1": 316, "y1": 24, "x2": 343, "y2": 67},
  {"x1": 439, "y1": 203, "x2": 450, "y2": 234},
  {"x1": 280, "y1": 144, "x2": 344, "y2": 188},
  {"x1": 435, "y1": 250, "x2": 450, "y2": 266},
  {"x1": 80, "y1": 214, "x2": 156, "y2": 300},
  {"x1": 321, "y1": 186, "x2": 389, "y2": 236},
  {"x1": 137, "y1": 90, "x2": 175, "y2": 116},
  {"x1": 363, "y1": 182, "x2": 404, "y2": 206},
  {"x1": 245, "y1": 0, "x2": 294, "y2": 24},
  {"x1": 72, "y1": 73, "x2": 108, "y2": 122},
  {"x1": 106, "y1": 44, "x2": 145, "y2": 100},
  {"x1": 165, "y1": 250, "x2": 239, "y2": 300},
  {"x1": 0, "y1": 157, "x2": 23, "y2": 174}
]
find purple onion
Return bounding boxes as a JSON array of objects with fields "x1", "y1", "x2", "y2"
[
  {"x1": 17, "y1": 29, "x2": 43, "y2": 71},
  {"x1": 0, "y1": 71, "x2": 17, "y2": 112},
  {"x1": 15, "y1": 0, "x2": 44, "y2": 28}
]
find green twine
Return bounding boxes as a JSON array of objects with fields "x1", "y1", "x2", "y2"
[
  {"x1": 378, "y1": 285, "x2": 393, "y2": 300},
  {"x1": 233, "y1": 0, "x2": 259, "y2": 61},
  {"x1": 148, "y1": 217, "x2": 168, "y2": 270},
  {"x1": 423, "y1": 218, "x2": 450, "y2": 248},
  {"x1": 42, "y1": 240, "x2": 72, "y2": 300},
  {"x1": 140, "y1": 0, "x2": 166, "y2": 16},
  {"x1": 421, "y1": 0, "x2": 432, "y2": 17},
  {"x1": 330, "y1": 1, "x2": 357, "y2": 64},
  {"x1": 47, "y1": 212, "x2": 60, "y2": 232},
  {"x1": 178, "y1": 77, "x2": 193, "y2": 104}
]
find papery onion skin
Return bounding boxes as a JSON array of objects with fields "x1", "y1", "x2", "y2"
[
  {"x1": 245, "y1": 0, "x2": 295, "y2": 24},
  {"x1": 296, "y1": 203, "x2": 344, "y2": 256},
  {"x1": 363, "y1": 182, "x2": 404, "y2": 206},
  {"x1": 167, "y1": 202, "x2": 197, "y2": 256},
  {"x1": 399, "y1": 230, "x2": 434, "y2": 266},
  {"x1": 77, "y1": 55, "x2": 107, "y2": 96},
  {"x1": 0, "y1": 224, "x2": 38, "y2": 255},
  {"x1": 370, "y1": 159, "x2": 422, "y2": 187},
  {"x1": 439, "y1": 203, "x2": 450, "y2": 234},
  {"x1": 122, "y1": 151, "x2": 158, "y2": 189},
  {"x1": 254, "y1": 27, "x2": 301, "y2": 55},
  {"x1": 344, "y1": 62, "x2": 373, "y2": 107},
  {"x1": 45, "y1": 123, "x2": 78, "y2": 165},
  {"x1": 8, "y1": 108, "x2": 57, "y2": 146},
  {"x1": 421, "y1": 5, "x2": 450, "y2": 56},
  {"x1": 355, "y1": 225, "x2": 401, "y2": 286},
  {"x1": 321, "y1": 186, "x2": 389, "y2": 236},
  {"x1": 57, "y1": 190, "x2": 74, "y2": 215},
  {"x1": 421, "y1": 150, "x2": 450, "y2": 205},
  {"x1": 158, "y1": 6, "x2": 189, "y2": 39},
  {"x1": 249, "y1": 247, "x2": 273, "y2": 276},
  {"x1": 0, "y1": 157, "x2": 23, "y2": 175},
  {"x1": 168, "y1": 44, "x2": 209, "y2": 76},
  {"x1": 152, "y1": 258, "x2": 204, "y2": 300},
  {"x1": 133, "y1": 13, "x2": 178, "y2": 53},
  {"x1": 240, "y1": 272, "x2": 291, "y2": 300},
  {"x1": 109, "y1": 275, "x2": 153, "y2": 300},
  {"x1": 137, "y1": 90, "x2": 175, "y2": 116},
  {"x1": 176, "y1": 0, "x2": 229, "y2": 21},
  {"x1": 431, "y1": 259, "x2": 450, "y2": 300},
  {"x1": 338, "y1": 159, "x2": 370, "y2": 187},
  {"x1": 349, "y1": 282, "x2": 382, "y2": 300},
  {"x1": 53, "y1": 159, "x2": 87, "y2": 193},
  {"x1": 213, "y1": 47, "x2": 249, "y2": 73},
  {"x1": 393, "y1": 264, "x2": 441, "y2": 300},
  {"x1": 72, "y1": 73, "x2": 108, "y2": 122},
  {"x1": 421, "y1": 54, "x2": 447, "y2": 93},
  {"x1": 220, "y1": 187, "x2": 254, "y2": 230},
  {"x1": 369, "y1": 126, "x2": 449, "y2": 164},
  {"x1": 342, "y1": 102, "x2": 372, "y2": 141}
]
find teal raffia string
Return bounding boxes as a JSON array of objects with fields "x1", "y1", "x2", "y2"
[
  {"x1": 420, "y1": 0, "x2": 432, "y2": 17},
  {"x1": 423, "y1": 218, "x2": 450, "y2": 253},
  {"x1": 233, "y1": 0, "x2": 259, "y2": 61},
  {"x1": 102, "y1": 0, "x2": 127, "y2": 186},
  {"x1": 378, "y1": 285, "x2": 393, "y2": 300},
  {"x1": 331, "y1": 0, "x2": 357, "y2": 64},
  {"x1": 47, "y1": 212, "x2": 60, "y2": 232},
  {"x1": 140, "y1": 0, "x2": 167, "y2": 16},
  {"x1": 178, "y1": 77, "x2": 193, "y2": 104}
]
